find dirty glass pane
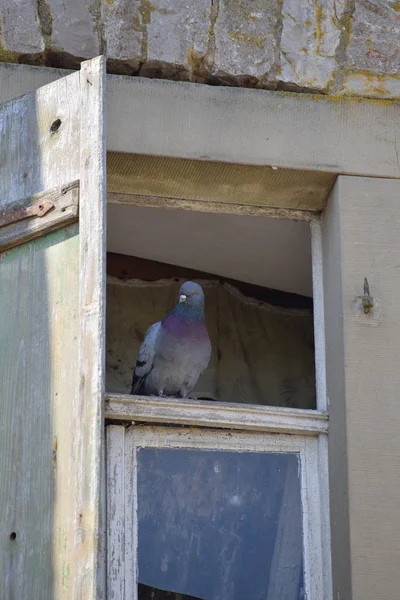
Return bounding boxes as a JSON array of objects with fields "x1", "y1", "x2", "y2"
[{"x1": 137, "y1": 448, "x2": 304, "y2": 600}]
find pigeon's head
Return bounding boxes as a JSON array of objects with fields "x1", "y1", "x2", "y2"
[{"x1": 178, "y1": 281, "x2": 205, "y2": 308}]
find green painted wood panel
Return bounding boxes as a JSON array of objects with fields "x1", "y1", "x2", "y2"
[
  {"x1": 0, "y1": 224, "x2": 79, "y2": 598},
  {"x1": 0, "y1": 67, "x2": 82, "y2": 599}
]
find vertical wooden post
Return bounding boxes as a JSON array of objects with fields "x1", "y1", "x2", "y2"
[
  {"x1": 322, "y1": 176, "x2": 400, "y2": 600},
  {"x1": 74, "y1": 55, "x2": 107, "y2": 598}
]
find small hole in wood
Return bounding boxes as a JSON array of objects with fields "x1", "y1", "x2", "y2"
[
  {"x1": 38, "y1": 204, "x2": 44, "y2": 211},
  {"x1": 9, "y1": 532, "x2": 16, "y2": 541},
  {"x1": 61, "y1": 207, "x2": 66, "y2": 212},
  {"x1": 50, "y1": 119, "x2": 62, "y2": 134}
]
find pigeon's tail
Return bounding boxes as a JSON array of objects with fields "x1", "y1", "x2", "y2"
[{"x1": 130, "y1": 371, "x2": 146, "y2": 395}]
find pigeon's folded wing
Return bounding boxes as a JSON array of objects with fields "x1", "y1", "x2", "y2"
[{"x1": 130, "y1": 322, "x2": 161, "y2": 394}]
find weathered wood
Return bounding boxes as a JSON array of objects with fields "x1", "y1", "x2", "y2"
[
  {"x1": 300, "y1": 436, "x2": 326, "y2": 599},
  {"x1": 322, "y1": 176, "x2": 400, "y2": 600},
  {"x1": 1, "y1": 63, "x2": 400, "y2": 179},
  {"x1": 0, "y1": 181, "x2": 79, "y2": 251},
  {"x1": 124, "y1": 427, "x2": 137, "y2": 600},
  {"x1": 317, "y1": 434, "x2": 333, "y2": 597},
  {"x1": 105, "y1": 394, "x2": 328, "y2": 435},
  {"x1": 0, "y1": 224, "x2": 80, "y2": 600},
  {"x1": 321, "y1": 179, "x2": 351, "y2": 600},
  {"x1": 0, "y1": 72, "x2": 81, "y2": 206},
  {"x1": 106, "y1": 426, "x2": 125, "y2": 600},
  {"x1": 107, "y1": 152, "x2": 334, "y2": 212},
  {"x1": 0, "y1": 58, "x2": 106, "y2": 599},
  {"x1": 0, "y1": 62, "x2": 73, "y2": 105},
  {"x1": 108, "y1": 191, "x2": 318, "y2": 221},
  {"x1": 311, "y1": 220, "x2": 328, "y2": 411},
  {"x1": 74, "y1": 56, "x2": 107, "y2": 599},
  {"x1": 0, "y1": 68, "x2": 83, "y2": 600}
]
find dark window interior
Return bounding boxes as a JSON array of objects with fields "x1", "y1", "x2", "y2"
[
  {"x1": 136, "y1": 447, "x2": 304, "y2": 600},
  {"x1": 106, "y1": 254, "x2": 316, "y2": 409}
]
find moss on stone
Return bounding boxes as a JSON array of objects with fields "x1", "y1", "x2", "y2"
[
  {"x1": 228, "y1": 30, "x2": 266, "y2": 49},
  {"x1": 0, "y1": 18, "x2": 19, "y2": 63},
  {"x1": 37, "y1": 0, "x2": 53, "y2": 45}
]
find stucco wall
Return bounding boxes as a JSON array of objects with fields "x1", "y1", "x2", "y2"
[{"x1": 0, "y1": 0, "x2": 399, "y2": 99}]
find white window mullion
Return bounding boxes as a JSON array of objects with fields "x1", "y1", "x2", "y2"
[{"x1": 311, "y1": 219, "x2": 328, "y2": 413}]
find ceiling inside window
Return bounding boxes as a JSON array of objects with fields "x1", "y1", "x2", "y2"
[{"x1": 107, "y1": 204, "x2": 313, "y2": 298}]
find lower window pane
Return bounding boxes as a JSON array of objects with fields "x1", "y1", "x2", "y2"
[{"x1": 137, "y1": 447, "x2": 304, "y2": 600}]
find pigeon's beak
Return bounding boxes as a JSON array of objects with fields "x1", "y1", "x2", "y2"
[{"x1": 179, "y1": 294, "x2": 187, "y2": 303}]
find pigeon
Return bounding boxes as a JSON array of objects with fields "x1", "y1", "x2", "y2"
[{"x1": 130, "y1": 281, "x2": 211, "y2": 398}]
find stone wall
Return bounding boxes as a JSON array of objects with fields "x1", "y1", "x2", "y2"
[{"x1": 1, "y1": 0, "x2": 399, "y2": 98}]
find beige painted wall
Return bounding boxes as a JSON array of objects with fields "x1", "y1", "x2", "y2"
[{"x1": 323, "y1": 176, "x2": 400, "y2": 600}]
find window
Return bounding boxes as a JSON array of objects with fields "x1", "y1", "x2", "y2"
[
  {"x1": 106, "y1": 191, "x2": 318, "y2": 410},
  {"x1": 105, "y1": 156, "x2": 331, "y2": 599},
  {"x1": 107, "y1": 425, "x2": 328, "y2": 600}
]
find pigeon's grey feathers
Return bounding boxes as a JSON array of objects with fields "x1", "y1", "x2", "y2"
[
  {"x1": 130, "y1": 282, "x2": 211, "y2": 398},
  {"x1": 130, "y1": 322, "x2": 161, "y2": 395}
]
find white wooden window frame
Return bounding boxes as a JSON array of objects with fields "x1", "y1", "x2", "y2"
[
  {"x1": 105, "y1": 219, "x2": 332, "y2": 600},
  {"x1": 107, "y1": 424, "x2": 329, "y2": 600},
  {"x1": 105, "y1": 219, "x2": 329, "y2": 421}
]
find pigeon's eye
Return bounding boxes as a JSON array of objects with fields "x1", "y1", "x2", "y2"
[{"x1": 191, "y1": 291, "x2": 196, "y2": 295}]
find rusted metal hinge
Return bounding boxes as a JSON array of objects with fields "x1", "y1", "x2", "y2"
[
  {"x1": 0, "y1": 199, "x2": 54, "y2": 228},
  {"x1": 0, "y1": 180, "x2": 79, "y2": 253}
]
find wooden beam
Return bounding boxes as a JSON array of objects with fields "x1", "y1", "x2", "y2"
[
  {"x1": 106, "y1": 76, "x2": 400, "y2": 178},
  {"x1": 1, "y1": 62, "x2": 400, "y2": 178},
  {"x1": 105, "y1": 394, "x2": 328, "y2": 436},
  {"x1": 107, "y1": 152, "x2": 334, "y2": 212},
  {"x1": 75, "y1": 56, "x2": 107, "y2": 598},
  {"x1": 0, "y1": 181, "x2": 79, "y2": 252},
  {"x1": 322, "y1": 176, "x2": 400, "y2": 600},
  {"x1": 108, "y1": 191, "x2": 319, "y2": 219}
]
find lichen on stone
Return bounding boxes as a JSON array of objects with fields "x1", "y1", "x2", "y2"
[{"x1": 1, "y1": 0, "x2": 400, "y2": 100}]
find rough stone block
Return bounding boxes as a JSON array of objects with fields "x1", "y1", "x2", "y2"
[
  {"x1": 279, "y1": 0, "x2": 345, "y2": 92},
  {"x1": 212, "y1": 0, "x2": 279, "y2": 85},
  {"x1": 343, "y1": 0, "x2": 400, "y2": 97},
  {"x1": 1, "y1": 0, "x2": 400, "y2": 100},
  {"x1": 342, "y1": 72, "x2": 400, "y2": 98},
  {"x1": 143, "y1": 0, "x2": 210, "y2": 79},
  {"x1": 102, "y1": 0, "x2": 141, "y2": 70},
  {"x1": 0, "y1": 0, "x2": 44, "y2": 54},
  {"x1": 48, "y1": 0, "x2": 100, "y2": 58}
]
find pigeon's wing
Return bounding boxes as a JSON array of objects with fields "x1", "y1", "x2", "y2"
[{"x1": 130, "y1": 322, "x2": 161, "y2": 395}]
